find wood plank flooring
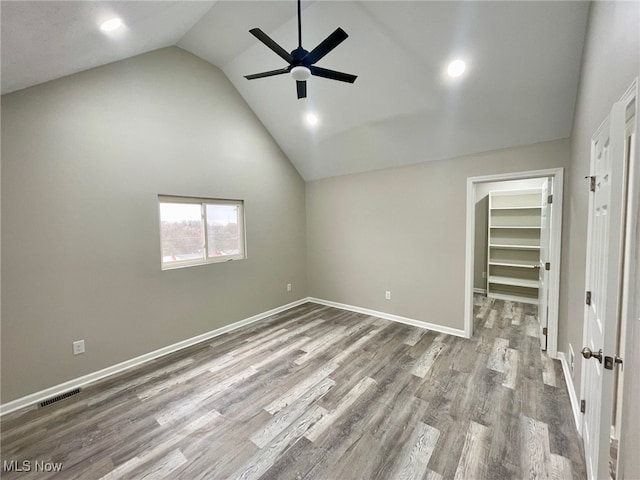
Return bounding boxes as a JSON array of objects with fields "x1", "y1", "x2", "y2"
[{"x1": 0, "y1": 297, "x2": 586, "y2": 479}]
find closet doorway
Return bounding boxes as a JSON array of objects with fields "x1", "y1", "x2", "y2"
[{"x1": 464, "y1": 168, "x2": 564, "y2": 357}]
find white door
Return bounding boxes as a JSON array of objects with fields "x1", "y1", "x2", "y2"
[
  {"x1": 581, "y1": 100, "x2": 627, "y2": 480},
  {"x1": 538, "y1": 178, "x2": 551, "y2": 350}
]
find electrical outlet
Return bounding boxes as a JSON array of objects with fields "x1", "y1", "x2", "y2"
[
  {"x1": 482, "y1": 271, "x2": 487, "y2": 279},
  {"x1": 72, "y1": 340, "x2": 85, "y2": 356},
  {"x1": 385, "y1": 291, "x2": 391, "y2": 300},
  {"x1": 287, "y1": 283, "x2": 292, "y2": 292}
]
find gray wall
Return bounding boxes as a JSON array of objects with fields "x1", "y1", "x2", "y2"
[
  {"x1": 473, "y1": 178, "x2": 546, "y2": 291},
  {"x1": 306, "y1": 139, "x2": 569, "y2": 330},
  {"x1": 560, "y1": 1, "x2": 639, "y2": 475},
  {"x1": 1, "y1": 47, "x2": 308, "y2": 403}
]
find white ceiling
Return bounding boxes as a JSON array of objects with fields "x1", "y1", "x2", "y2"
[{"x1": 1, "y1": 1, "x2": 589, "y2": 181}]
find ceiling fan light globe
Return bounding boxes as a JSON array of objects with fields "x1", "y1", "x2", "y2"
[{"x1": 291, "y1": 66, "x2": 311, "y2": 81}]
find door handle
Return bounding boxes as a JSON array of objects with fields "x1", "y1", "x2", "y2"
[{"x1": 581, "y1": 347, "x2": 603, "y2": 363}]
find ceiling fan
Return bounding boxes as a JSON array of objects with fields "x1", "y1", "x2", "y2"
[{"x1": 244, "y1": 0, "x2": 357, "y2": 99}]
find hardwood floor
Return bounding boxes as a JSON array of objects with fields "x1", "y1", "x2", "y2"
[{"x1": 0, "y1": 297, "x2": 586, "y2": 479}]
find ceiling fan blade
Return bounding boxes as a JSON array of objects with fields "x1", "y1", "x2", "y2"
[
  {"x1": 249, "y1": 28, "x2": 293, "y2": 64},
  {"x1": 305, "y1": 28, "x2": 349, "y2": 65},
  {"x1": 310, "y1": 66, "x2": 357, "y2": 84},
  {"x1": 297, "y1": 80, "x2": 307, "y2": 99},
  {"x1": 245, "y1": 68, "x2": 290, "y2": 80}
]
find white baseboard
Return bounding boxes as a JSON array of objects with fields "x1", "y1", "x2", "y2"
[
  {"x1": 558, "y1": 351, "x2": 582, "y2": 434},
  {"x1": 473, "y1": 288, "x2": 487, "y2": 295},
  {"x1": 308, "y1": 297, "x2": 466, "y2": 338},
  {"x1": 1, "y1": 295, "x2": 469, "y2": 416},
  {"x1": 0, "y1": 298, "x2": 309, "y2": 417}
]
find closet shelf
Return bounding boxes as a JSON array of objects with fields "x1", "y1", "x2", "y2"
[
  {"x1": 489, "y1": 260, "x2": 539, "y2": 268},
  {"x1": 487, "y1": 188, "x2": 542, "y2": 304},
  {"x1": 488, "y1": 276, "x2": 539, "y2": 289},
  {"x1": 488, "y1": 292, "x2": 539, "y2": 305},
  {"x1": 489, "y1": 244, "x2": 540, "y2": 250},
  {"x1": 489, "y1": 206, "x2": 542, "y2": 210},
  {"x1": 490, "y1": 225, "x2": 541, "y2": 229}
]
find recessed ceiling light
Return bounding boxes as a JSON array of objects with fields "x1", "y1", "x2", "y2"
[
  {"x1": 305, "y1": 113, "x2": 319, "y2": 127},
  {"x1": 100, "y1": 18, "x2": 123, "y2": 32},
  {"x1": 447, "y1": 59, "x2": 466, "y2": 78}
]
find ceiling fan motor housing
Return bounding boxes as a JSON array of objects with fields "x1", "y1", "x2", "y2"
[
  {"x1": 292, "y1": 47, "x2": 310, "y2": 66},
  {"x1": 290, "y1": 48, "x2": 312, "y2": 80}
]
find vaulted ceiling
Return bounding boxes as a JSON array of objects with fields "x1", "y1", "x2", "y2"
[{"x1": 1, "y1": 1, "x2": 589, "y2": 180}]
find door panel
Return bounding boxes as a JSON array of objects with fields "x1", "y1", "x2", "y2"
[
  {"x1": 582, "y1": 100, "x2": 627, "y2": 480},
  {"x1": 538, "y1": 178, "x2": 551, "y2": 350}
]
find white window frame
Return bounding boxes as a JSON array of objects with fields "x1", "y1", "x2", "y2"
[{"x1": 158, "y1": 195, "x2": 246, "y2": 270}]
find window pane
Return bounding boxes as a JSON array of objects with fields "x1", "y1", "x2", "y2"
[
  {"x1": 159, "y1": 203, "x2": 204, "y2": 264},
  {"x1": 206, "y1": 204, "x2": 241, "y2": 258}
]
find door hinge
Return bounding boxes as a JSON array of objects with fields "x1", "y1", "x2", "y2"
[
  {"x1": 580, "y1": 399, "x2": 586, "y2": 413},
  {"x1": 542, "y1": 327, "x2": 548, "y2": 335},
  {"x1": 587, "y1": 175, "x2": 596, "y2": 192},
  {"x1": 586, "y1": 291, "x2": 592, "y2": 306},
  {"x1": 545, "y1": 262, "x2": 551, "y2": 271},
  {"x1": 547, "y1": 194, "x2": 553, "y2": 204}
]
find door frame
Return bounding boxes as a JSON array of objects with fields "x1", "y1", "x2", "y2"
[
  {"x1": 464, "y1": 167, "x2": 564, "y2": 357},
  {"x1": 617, "y1": 118, "x2": 638, "y2": 476},
  {"x1": 617, "y1": 80, "x2": 638, "y2": 479}
]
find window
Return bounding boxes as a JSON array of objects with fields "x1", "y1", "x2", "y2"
[{"x1": 158, "y1": 195, "x2": 245, "y2": 269}]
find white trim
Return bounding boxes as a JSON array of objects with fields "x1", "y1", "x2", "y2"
[
  {"x1": 0, "y1": 294, "x2": 470, "y2": 417},
  {"x1": 0, "y1": 298, "x2": 309, "y2": 417},
  {"x1": 473, "y1": 288, "x2": 487, "y2": 295},
  {"x1": 547, "y1": 168, "x2": 564, "y2": 359},
  {"x1": 465, "y1": 167, "x2": 564, "y2": 356},
  {"x1": 465, "y1": 177, "x2": 475, "y2": 338},
  {"x1": 559, "y1": 351, "x2": 582, "y2": 434},
  {"x1": 308, "y1": 297, "x2": 466, "y2": 338}
]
